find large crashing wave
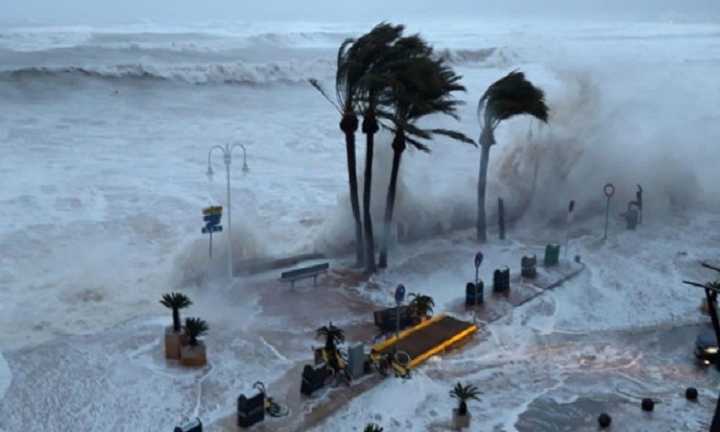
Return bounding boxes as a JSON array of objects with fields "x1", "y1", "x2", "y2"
[{"x1": 0, "y1": 60, "x2": 336, "y2": 86}]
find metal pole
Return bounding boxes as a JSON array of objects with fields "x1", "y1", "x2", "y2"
[
  {"x1": 209, "y1": 231, "x2": 213, "y2": 258},
  {"x1": 603, "y1": 197, "x2": 610, "y2": 240},
  {"x1": 224, "y1": 148, "x2": 233, "y2": 281}
]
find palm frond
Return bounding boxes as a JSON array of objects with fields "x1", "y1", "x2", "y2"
[
  {"x1": 160, "y1": 292, "x2": 192, "y2": 309},
  {"x1": 308, "y1": 78, "x2": 341, "y2": 113},
  {"x1": 184, "y1": 317, "x2": 209, "y2": 345},
  {"x1": 478, "y1": 70, "x2": 549, "y2": 130},
  {"x1": 429, "y1": 129, "x2": 477, "y2": 146}
]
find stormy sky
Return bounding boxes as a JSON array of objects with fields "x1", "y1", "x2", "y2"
[{"x1": 3, "y1": 0, "x2": 719, "y2": 25}]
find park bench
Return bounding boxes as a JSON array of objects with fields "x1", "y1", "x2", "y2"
[{"x1": 280, "y1": 262, "x2": 329, "y2": 288}]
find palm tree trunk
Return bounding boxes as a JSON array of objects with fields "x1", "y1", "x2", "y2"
[
  {"x1": 712, "y1": 393, "x2": 720, "y2": 432},
  {"x1": 362, "y1": 114, "x2": 377, "y2": 273},
  {"x1": 172, "y1": 308, "x2": 180, "y2": 332},
  {"x1": 477, "y1": 139, "x2": 492, "y2": 242},
  {"x1": 343, "y1": 125, "x2": 365, "y2": 267},
  {"x1": 379, "y1": 137, "x2": 404, "y2": 269}
]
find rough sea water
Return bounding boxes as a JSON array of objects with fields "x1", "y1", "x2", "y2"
[{"x1": 1, "y1": 18, "x2": 720, "y2": 431}]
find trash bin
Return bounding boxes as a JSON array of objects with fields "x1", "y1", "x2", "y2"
[
  {"x1": 465, "y1": 281, "x2": 484, "y2": 306},
  {"x1": 301, "y1": 365, "x2": 331, "y2": 396},
  {"x1": 544, "y1": 244, "x2": 560, "y2": 267},
  {"x1": 521, "y1": 255, "x2": 537, "y2": 279},
  {"x1": 237, "y1": 392, "x2": 265, "y2": 428},
  {"x1": 493, "y1": 267, "x2": 510, "y2": 292}
]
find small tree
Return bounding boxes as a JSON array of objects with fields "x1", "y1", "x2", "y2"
[
  {"x1": 160, "y1": 292, "x2": 192, "y2": 333},
  {"x1": 317, "y1": 322, "x2": 345, "y2": 353},
  {"x1": 408, "y1": 293, "x2": 435, "y2": 320},
  {"x1": 364, "y1": 423, "x2": 384, "y2": 432},
  {"x1": 184, "y1": 317, "x2": 209, "y2": 346},
  {"x1": 450, "y1": 382, "x2": 480, "y2": 416}
]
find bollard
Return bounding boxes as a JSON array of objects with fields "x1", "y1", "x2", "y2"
[
  {"x1": 493, "y1": 267, "x2": 510, "y2": 293},
  {"x1": 598, "y1": 413, "x2": 612, "y2": 428},
  {"x1": 521, "y1": 255, "x2": 537, "y2": 279},
  {"x1": 686, "y1": 387, "x2": 698, "y2": 401},
  {"x1": 466, "y1": 281, "x2": 484, "y2": 306}
]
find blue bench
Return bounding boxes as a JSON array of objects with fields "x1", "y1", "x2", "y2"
[{"x1": 280, "y1": 263, "x2": 329, "y2": 288}]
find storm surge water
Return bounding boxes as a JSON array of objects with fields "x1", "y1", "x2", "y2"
[{"x1": 2, "y1": 19, "x2": 720, "y2": 347}]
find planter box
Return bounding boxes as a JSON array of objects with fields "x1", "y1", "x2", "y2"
[
  {"x1": 165, "y1": 326, "x2": 187, "y2": 360},
  {"x1": 452, "y1": 409, "x2": 471, "y2": 430},
  {"x1": 181, "y1": 341, "x2": 207, "y2": 367}
]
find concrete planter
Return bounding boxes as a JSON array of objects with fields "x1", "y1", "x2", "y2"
[
  {"x1": 452, "y1": 409, "x2": 471, "y2": 430},
  {"x1": 181, "y1": 341, "x2": 207, "y2": 367},
  {"x1": 164, "y1": 326, "x2": 187, "y2": 360}
]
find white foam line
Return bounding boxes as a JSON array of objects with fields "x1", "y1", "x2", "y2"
[{"x1": 259, "y1": 335, "x2": 291, "y2": 363}]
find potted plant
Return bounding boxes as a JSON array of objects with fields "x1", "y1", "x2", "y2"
[
  {"x1": 409, "y1": 293, "x2": 435, "y2": 323},
  {"x1": 450, "y1": 382, "x2": 480, "y2": 430},
  {"x1": 364, "y1": 423, "x2": 383, "y2": 432},
  {"x1": 181, "y1": 317, "x2": 209, "y2": 367},
  {"x1": 160, "y1": 292, "x2": 192, "y2": 359}
]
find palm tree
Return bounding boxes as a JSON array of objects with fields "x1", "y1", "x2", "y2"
[
  {"x1": 355, "y1": 23, "x2": 406, "y2": 274},
  {"x1": 408, "y1": 293, "x2": 435, "y2": 320},
  {"x1": 364, "y1": 423, "x2": 384, "y2": 432},
  {"x1": 160, "y1": 292, "x2": 192, "y2": 333},
  {"x1": 309, "y1": 35, "x2": 368, "y2": 267},
  {"x1": 476, "y1": 71, "x2": 549, "y2": 242},
  {"x1": 450, "y1": 382, "x2": 480, "y2": 416},
  {"x1": 377, "y1": 39, "x2": 475, "y2": 268},
  {"x1": 317, "y1": 322, "x2": 345, "y2": 353},
  {"x1": 184, "y1": 317, "x2": 209, "y2": 346}
]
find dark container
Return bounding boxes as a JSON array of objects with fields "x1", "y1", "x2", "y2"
[
  {"x1": 626, "y1": 208, "x2": 639, "y2": 230},
  {"x1": 237, "y1": 392, "x2": 265, "y2": 428},
  {"x1": 493, "y1": 267, "x2": 510, "y2": 293},
  {"x1": 373, "y1": 305, "x2": 414, "y2": 332},
  {"x1": 465, "y1": 281, "x2": 484, "y2": 306},
  {"x1": 174, "y1": 418, "x2": 203, "y2": 432},
  {"x1": 544, "y1": 244, "x2": 560, "y2": 267},
  {"x1": 300, "y1": 364, "x2": 331, "y2": 396},
  {"x1": 521, "y1": 255, "x2": 537, "y2": 279}
]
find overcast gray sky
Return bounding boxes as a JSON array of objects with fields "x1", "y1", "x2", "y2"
[{"x1": 3, "y1": 0, "x2": 719, "y2": 25}]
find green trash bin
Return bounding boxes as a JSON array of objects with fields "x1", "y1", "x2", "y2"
[{"x1": 544, "y1": 244, "x2": 560, "y2": 267}]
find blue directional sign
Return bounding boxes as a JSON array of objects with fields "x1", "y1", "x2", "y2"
[
  {"x1": 395, "y1": 284, "x2": 406, "y2": 305},
  {"x1": 203, "y1": 213, "x2": 222, "y2": 226},
  {"x1": 202, "y1": 225, "x2": 223, "y2": 234}
]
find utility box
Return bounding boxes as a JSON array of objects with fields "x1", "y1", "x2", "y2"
[
  {"x1": 544, "y1": 244, "x2": 560, "y2": 267},
  {"x1": 174, "y1": 418, "x2": 202, "y2": 432},
  {"x1": 465, "y1": 281, "x2": 484, "y2": 306},
  {"x1": 237, "y1": 392, "x2": 265, "y2": 428},
  {"x1": 347, "y1": 343, "x2": 366, "y2": 380},
  {"x1": 521, "y1": 255, "x2": 537, "y2": 279},
  {"x1": 493, "y1": 267, "x2": 510, "y2": 293}
]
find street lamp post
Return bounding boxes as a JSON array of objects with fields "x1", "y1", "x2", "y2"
[{"x1": 207, "y1": 142, "x2": 249, "y2": 281}]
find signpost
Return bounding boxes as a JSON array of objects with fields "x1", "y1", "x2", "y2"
[
  {"x1": 394, "y1": 284, "x2": 406, "y2": 343},
  {"x1": 202, "y1": 206, "x2": 223, "y2": 258},
  {"x1": 603, "y1": 183, "x2": 615, "y2": 240},
  {"x1": 565, "y1": 200, "x2": 575, "y2": 258},
  {"x1": 474, "y1": 251, "x2": 483, "y2": 323}
]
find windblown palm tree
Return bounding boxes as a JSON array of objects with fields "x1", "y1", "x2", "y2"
[
  {"x1": 311, "y1": 23, "x2": 407, "y2": 273},
  {"x1": 408, "y1": 293, "x2": 435, "y2": 320},
  {"x1": 378, "y1": 40, "x2": 475, "y2": 268},
  {"x1": 308, "y1": 34, "x2": 372, "y2": 267},
  {"x1": 364, "y1": 423, "x2": 384, "y2": 432},
  {"x1": 160, "y1": 292, "x2": 192, "y2": 333},
  {"x1": 476, "y1": 71, "x2": 549, "y2": 242},
  {"x1": 450, "y1": 382, "x2": 480, "y2": 416},
  {"x1": 354, "y1": 23, "x2": 406, "y2": 273},
  {"x1": 184, "y1": 317, "x2": 209, "y2": 346}
]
